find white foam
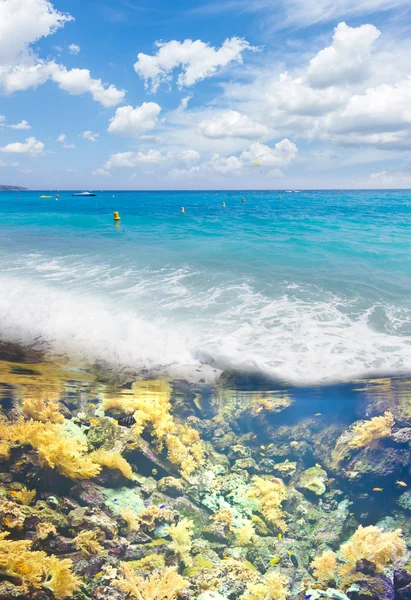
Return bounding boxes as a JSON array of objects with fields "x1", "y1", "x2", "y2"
[{"x1": 1, "y1": 270, "x2": 411, "y2": 385}]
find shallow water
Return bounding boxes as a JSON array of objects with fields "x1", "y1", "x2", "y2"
[{"x1": 1, "y1": 189, "x2": 411, "y2": 384}]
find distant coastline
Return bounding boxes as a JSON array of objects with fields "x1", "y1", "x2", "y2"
[{"x1": 0, "y1": 185, "x2": 29, "y2": 191}]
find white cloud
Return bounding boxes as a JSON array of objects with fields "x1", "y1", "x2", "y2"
[
  {"x1": 57, "y1": 133, "x2": 66, "y2": 143},
  {"x1": 9, "y1": 119, "x2": 31, "y2": 130},
  {"x1": 305, "y1": 22, "x2": 380, "y2": 89},
  {"x1": 103, "y1": 148, "x2": 200, "y2": 170},
  {"x1": 63, "y1": 143, "x2": 75, "y2": 149},
  {"x1": 92, "y1": 168, "x2": 110, "y2": 176},
  {"x1": 0, "y1": 0, "x2": 72, "y2": 64},
  {"x1": 0, "y1": 0, "x2": 125, "y2": 106},
  {"x1": 20, "y1": 168, "x2": 33, "y2": 174},
  {"x1": 199, "y1": 110, "x2": 268, "y2": 139},
  {"x1": 0, "y1": 160, "x2": 6, "y2": 167},
  {"x1": 240, "y1": 139, "x2": 298, "y2": 167},
  {"x1": 134, "y1": 37, "x2": 257, "y2": 92},
  {"x1": 369, "y1": 169, "x2": 411, "y2": 186},
  {"x1": 108, "y1": 102, "x2": 161, "y2": 138},
  {"x1": 0, "y1": 136, "x2": 44, "y2": 155},
  {"x1": 82, "y1": 130, "x2": 99, "y2": 142},
  {"x1": 68, "y1": 44, "x2": 80, "y2": 55},
  {"x1": 52, "y1": 66, "x2": 125, "y2": 107},
  {"x1": 11, "y1": 162, "x2": 20, "y2": 167}
]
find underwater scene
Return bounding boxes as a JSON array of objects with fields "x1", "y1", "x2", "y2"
[
  {"x1": 0, "y1": 190, "x2": 411, "y2": 600},
  {"x1": 0, "y1": 350, "x2": 410, "y2": 600}
]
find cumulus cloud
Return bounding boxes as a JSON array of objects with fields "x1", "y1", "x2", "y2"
[
  {"x1": 134, "y1": 37, "x2": 256, "y2": 92},
  {"x1": 82, "y1": 130, "x2": 99, "y2": 142},
  {"x1": 305, "y1": 22, "x2": 380, "y2": 89},
  {"x1": 92, "y1": 168, "x2": 110, "y2": 176},
  {"x1": 240, "y1": 139, "x2": 298, "y2": 167},
  {"x1": 0, "y1": 0, "x2": 125, "y2": 106},
  {"x1": 0, "y1": 136, "x2": 45, "y2": 155},
  {"x1": 68, "y1": 44, "x2": 80, "y2": 55},
  {"x1": 57, "y1": 133, "x2": 66, "y2": 143},
  {"x1": 108, "y1": 102, "x2": 161, "y2": 138},
  {"x1": 103, "y1": 148, "x2": 200, "y2": 170},
  {"x1": 199, "y1": 110, "x2": 268, "y2": 139},
  {"x1": 9, "y1": 119, "x2": 31, "y2": 129}
]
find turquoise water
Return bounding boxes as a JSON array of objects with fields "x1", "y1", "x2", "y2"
[{"x1": 1, "y1": 189, "x2": 411, "y2": 383}]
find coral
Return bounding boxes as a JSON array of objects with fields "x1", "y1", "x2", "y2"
[
  {"x1": 114, "y1": 563, "x2": 188, "y2": 600},
  {"x1": 42, "y1": 555, "x2": 82, "y2": 599},
  {"x1": 0, "y1": 532, "x2": 80, "y2": 599},
  {"x1": 242, "y1": 572, "x2": 290, "y2": 600},
  {"x1": 131, "y1": 554, "x2": 166, "y2": 571},
  {"x1": 36, "y1": 521, "x2": 57, "y2": 540},
  {"x1": 248, "y1": 477, "x2": 287, "y2": 532},
  {"x1": 90, "y1": 449, "x2": 133, "y2": 479},
  {"x1": 166, "y1": 432, "x2": 205, "y2": 480},
  {"x1": 167, "y1": 517, "x2": 195, "y2": 566},
  {"x1": 9, "y1": 486, "x2": 36, "y2": 505},
  {"x1": 233, "y1": 521, "x2": 256, "y2": 547},
  {"x1": 311, "y1": 550, "x2": 338, "y2": 584},
  {"x1": 339, "y1": 525, "x2": 405, "y2": 575},
  {"x1": 22, "y1": 395, "x2": 64, "y2": 424},
  {"x1": 121, "y1": 508, "x2": 141, "y2": 531},
  {"x1": 273, "y1": 460, "x2": 297, "y2": 476},
  {"x1": 348, "y1": 412, "x2": 394, "y2": 449},
  {"x1": 73, "y1": 530, "x2": 104, "y2": 556},
  {"x1": 0, "y1": 498, "x2": 26, "y2": 529},
  {"x1": 298, "y1": 466, "x2": 327, "y2": 496},
  {"x1": 211, "y1": 509, "x2": 234, "y2": 529},
  {"x1": 137, "y1": 506, "x2": 174, "y2": 531}
]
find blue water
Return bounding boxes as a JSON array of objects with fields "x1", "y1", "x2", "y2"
[{"x1": 1, "y1": 189, "x2": 411, "y2": 383}]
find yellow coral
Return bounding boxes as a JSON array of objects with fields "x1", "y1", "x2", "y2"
[
  {"x1": 137, "y1": 506, "x2": 174, "y2": 530},
  {"x1": 22, "y1": 395, "x2": 64, "y2": 424},
  {"x1": 10, "y1": 486, "x2": 36, "y2": 505},
  {"x1": 36, "y1": 522, "x2": 57, "y2": 540},
  {"x1": 166, "y1": 433, "x2": 205, "y2": 480},
  {"x1": 121, "y1": 508, "x2": 141, "y2": 532},
  {"x1": 167, "y1": 517, "x2": 194, "y2": 567},
  {"x1": 348, "y1": 412, "x2": 394, "y2": 449},
  {"x1": 73, "y1": 530, "x2": 104, "y2": 556},
  {"x1": 212, "y1": 508, "x2": 234, "y2": 529},
  {"x1": 90, "y1": 449, "x2": 133, "y2": 479},
  {"x1": 311, "y1": 550, "x2": 337, "y2": 584},
  {"x1": 233, "y1": 521, "x2": 255, "y2": 547},
  {"x1": 242, "y1": 572, "x2": 290, "y2": 600},
  {"x1": 114, "y1": 563, "x2": 187, "y2": 600},
  {"x1": 339, "y1": 525, "x2": 405, "y2": 575},
  {"x1": 0, "y1": 532, "x2": 80, "y2": 598},
  {"x1": 249, "y1": 477, "x2": 287, "y2": 532},
  {"x1": 0, "y1": 498, "x2": 26, "y2": 529}
]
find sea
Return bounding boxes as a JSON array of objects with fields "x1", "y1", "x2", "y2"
[{"x1": 1, "y1": 188, "x2": 411, "y2": 385}]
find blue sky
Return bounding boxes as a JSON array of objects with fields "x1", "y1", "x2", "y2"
[{"x1": 1, "y1": 0, "x2": 411, "y2": 189}]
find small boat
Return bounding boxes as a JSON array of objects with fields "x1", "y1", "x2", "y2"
[
  {"x1": 40, "y1": 195, "x2": 52, "y2": 198},
  {"x1": 72, "y1": 191, "x2": 96, "y2": 197}
]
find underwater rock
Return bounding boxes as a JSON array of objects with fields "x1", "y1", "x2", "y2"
[
  {"x1": 232, "y1": 458, "x2": 259, "y2": 473},
  {"x1": 91, "y1": 584, "x2": 127, "y2": 600},
  {"x1": 68, "y1": 505, "x2": 119, "y2": 538},
  {"x1": 197, "y1": 592, "x2": 228, "y2": 600},
  {"x1": 344, "y1": 447, "x2": 409, "y2": 480},
  {"x1": 297, "y1": 466, "x2": 328, "y2": 495},
  {"x1": 71, "y1": 481, "x2": 105, "y2": 506},
  {"x1": 202, "y1": 521, "x2": 229, "y2": 543},
  {"x1": 397, "y1": 491, "x2": 411, "y2": 512},
  {"x1": 0, "y1": 580, "x2": 48, "y2": 599},
  {"x1": 123, "y1": 539, "x2": 169, "y2": 561},
  {"x1": 150, "y1": 493, "x2": 210, "y2": 536},
  {"x1": 394, "y1": 569, "x2": 411, "y2": 600},
  {"x1": 228, "y1": 445, "x2": 252, "y2": 461},
  {"x1": 346, "y1": 559, "x2": 394, "y2": 600},
  {"x1": 392, "y1": 428, "x2": 411, "y2": 445}
]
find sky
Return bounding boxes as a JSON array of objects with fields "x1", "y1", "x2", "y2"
[{"x1": 1, "y1": 0, "x2": 411, "y2": 189}]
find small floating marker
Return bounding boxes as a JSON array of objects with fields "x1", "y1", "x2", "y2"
[
  {"x1": 113, "y1": 211, "x2": 120, "y2": 221},
  {"x1": 222, "y1": 202, "x2": 226, "y2": 208},
  {"x1": 279, "y1": 196, "x2": 282, "y2": 199},
  {"x1": 180, "y1": 207, "x2": 185, "y2": 213},
  {"x1": 241, "y1": 197, "x2": 245, "y2": 203}
]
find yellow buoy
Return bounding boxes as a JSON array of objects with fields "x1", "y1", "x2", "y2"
[
  {"x1": 241, "y1": 197, "x2": 245, "y2": 203},
  {"x1": 113, "y1": 211, "x2": 120, "y2": 221},
  {"x1": 180, "y1": 207, "x2": 185, "y2": 213}
]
